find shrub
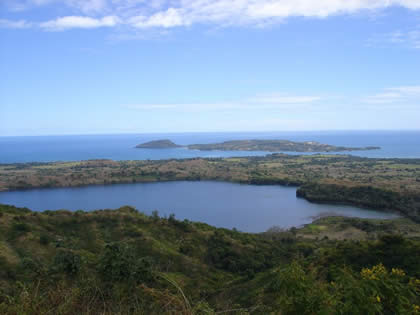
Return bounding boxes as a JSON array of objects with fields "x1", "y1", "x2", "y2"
[
  {"x1": 7, "y1": 222, "x2": 31, "y2": 239},
  {"x1": 39, "y1": 234, "x2": 50, "y2": 246},
  {"x1": 332, "y1": 264, "x2": 419, "y2": 314},
  {"x1": 51, "y1": 250, "x2": 82, "y2": 275},
  {"x1": 267, "y1": 261, "x2": 331, "y2": 314},
  {"x1": 98, "y1": 243, "x2": 154, "y2": 284}
]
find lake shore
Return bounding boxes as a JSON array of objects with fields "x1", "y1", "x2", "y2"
[{"x1": 1, "y1": 154, "x2": 419, "y2": 222}]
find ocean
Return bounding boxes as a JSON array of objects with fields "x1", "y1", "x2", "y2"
[{"x1": 0, "y1": 130, "x2": 419, "y2": 163}]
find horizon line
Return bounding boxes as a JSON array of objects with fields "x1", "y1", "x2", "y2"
[{"x1": 1, "y1": 129, "x2": 420, "y2": 138}]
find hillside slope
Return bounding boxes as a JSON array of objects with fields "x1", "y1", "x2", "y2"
[{"x1": 0, "y1": 204, "x2": 419, "y2": 314}]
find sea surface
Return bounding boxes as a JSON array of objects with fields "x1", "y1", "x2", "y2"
[
  {"x1": 0, "y1": 181, "x2": 399, "y2": 233},
  {"x1": 0, "y1": 130, "x2": 419, "y2": 163}
]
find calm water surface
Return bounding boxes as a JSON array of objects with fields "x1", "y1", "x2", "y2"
[
  {"x1": 0, "y1": 181, "x2": 399, "y2": 232},
  {"x1": 0, "y1": 130, "x2": 419, "y2": 163}
]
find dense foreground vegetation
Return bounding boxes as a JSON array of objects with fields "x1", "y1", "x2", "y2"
[
  {"x1": 1, "y1": 154, "x2": 419, "y2": 221},
  {"x1": 1, "y1": 204, "x2": 420, "y2": 314}
]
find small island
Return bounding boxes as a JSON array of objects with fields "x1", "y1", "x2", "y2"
[
  {"x1": 135, "y1": 139, "x2": 182, "y2": 149},
  {"x1": 136, "y1": 139, "x2": 380, "y2": 152}
]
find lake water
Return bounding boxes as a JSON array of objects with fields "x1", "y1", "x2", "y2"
[
  {"x1": 0, "y1": 181, "x2": 399, "y2": 233},
  {"x1": 0, "y1": 130, "x2": 419, "y2": 163}
]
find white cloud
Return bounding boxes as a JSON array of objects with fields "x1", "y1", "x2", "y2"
[
  {"x1": 126, "y1": 103, "x2": 240, "y2": 111},
  {"x1": 397, "y1": 0, "x2": 420, "y2": 9},
  {"x1": 124, "y1": 0, "x2": 420, "y2": 29},
  {"x1": 129, "y1": 8, "x2": 189, "y2": 28},
  {"x1": 3, "y1": 0, "x2": 420, "y2": 31},
  {"x1": 126, "y1": 104, "x2": 179, "y2": 109},
  {"x1": 40, "y1": 15, "x2": 120, "y2": 30},
  {"x1": 248, "y1": 94, "x2": 321, "y2": 104},
  {"x1": 364, "y1": 85, "x2": 420, "y2": 104},
  {"x1": 67, "y1": 0, "x2": 108, "y2": 13},
  {"x1": 0, "y1": 19, "x2": 32, "y2": 29},
  {"x1": 378, "y1": 28, "x2": 420, "y2": 49},
  {"x1": 125, "y1": 93, "x2": 322, "y2": 111},
  {"x1": 125, "y1": 87, "x2": 420, "y2": 113},
  {"x1": 4, "y1": 0, "x2": 108, "y2": 13},
  {"x1": 30, "y1": 0, "x2": 55, "y2": 5},
  {"x1": 388, "y1": 86, "x2": 420, "y2": 94}
]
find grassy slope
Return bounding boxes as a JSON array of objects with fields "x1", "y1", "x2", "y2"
[{"x1": 1, "y1": 204, "x2": 420, "y2": 314}]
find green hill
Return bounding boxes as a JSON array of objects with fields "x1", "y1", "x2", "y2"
[{"x1": 0, "y1": 204, "x2": 419, "y2": 314}]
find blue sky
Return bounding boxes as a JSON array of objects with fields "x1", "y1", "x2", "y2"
[{"x1": 1, "y1": 1, "x2": 420, "y2": 136}]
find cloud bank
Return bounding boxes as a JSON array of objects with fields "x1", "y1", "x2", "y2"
[
  {"x1": 2, "y1": 0, "x2": 420, "y2": 31},
  {"x1": 124, "y1": 86, "x2": 420, "y2": 113},
  {"x1": 124, "y1": 93, "x2": 323, "y2": 112},
  {"x1": 0, "y1": 19, "x2": 32, "y2": 29},
  {"x1": 364, "y1": 86, "x2": 420, "y2": 105}
]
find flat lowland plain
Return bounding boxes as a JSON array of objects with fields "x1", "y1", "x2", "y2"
[{"x1": 1, "y1": 154, "x2": 419, "y2": 221}]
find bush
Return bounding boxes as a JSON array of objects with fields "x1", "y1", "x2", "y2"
[
  {"x1": 8, "y1": 222, "x2": 31, "y2": 239},
  {"x1": 267, "y1": 261, "x2": 331, "y2": 314},
  {"x1": 39, "y1": 234, "x2": 50, "y2": 245},
  {"x1": 333, "y1": 264, "x2": 419, "y2": 314},
  {"x1": 98, "y1": 243, "x2": 154, "y2": 284},
  {"x1": 52, "y1": 250, "x2": 82, "y2": 275},
  {"x1": 20, "y1": 257, "x2": 45, "y2": 278}
]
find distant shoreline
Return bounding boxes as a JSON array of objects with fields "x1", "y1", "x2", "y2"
[{"x1": 136, "y1": 139, "x2": 380, "y2": 152}]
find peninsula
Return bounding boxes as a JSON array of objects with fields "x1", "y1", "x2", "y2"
[{"x1": 135, "y1": 139, "x2": 380, "y2": 152}]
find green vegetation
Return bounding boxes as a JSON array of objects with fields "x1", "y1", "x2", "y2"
[
  {"x1": 0, "y1": 204, "x2": 419, "y2": 314},
  {"x1": 297, "y1": 183, "x2": 420, "y2": 221},
  {"x1": 1, "y1": 154, "x2": 419, "y2": 221},
  {"x1": 136, "y1": 140, "x2": 182, "y2": 149},
  {"x1": 187, "y1": 139, "x2": 380, "y2": 152},
  {"x1": 296, "y1": 216, "x2": 420, "y2": 240}
]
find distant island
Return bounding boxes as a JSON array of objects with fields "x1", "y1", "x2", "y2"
[
  {"x1": 136, "y1": 139, "x2": 380, "y2": 152},
  {"x1": 187, "y1": 140, "x2": 380, "y2": 152},
  {"x1": 136, "y1": 139, "x2": 182, "y2": 149}
]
